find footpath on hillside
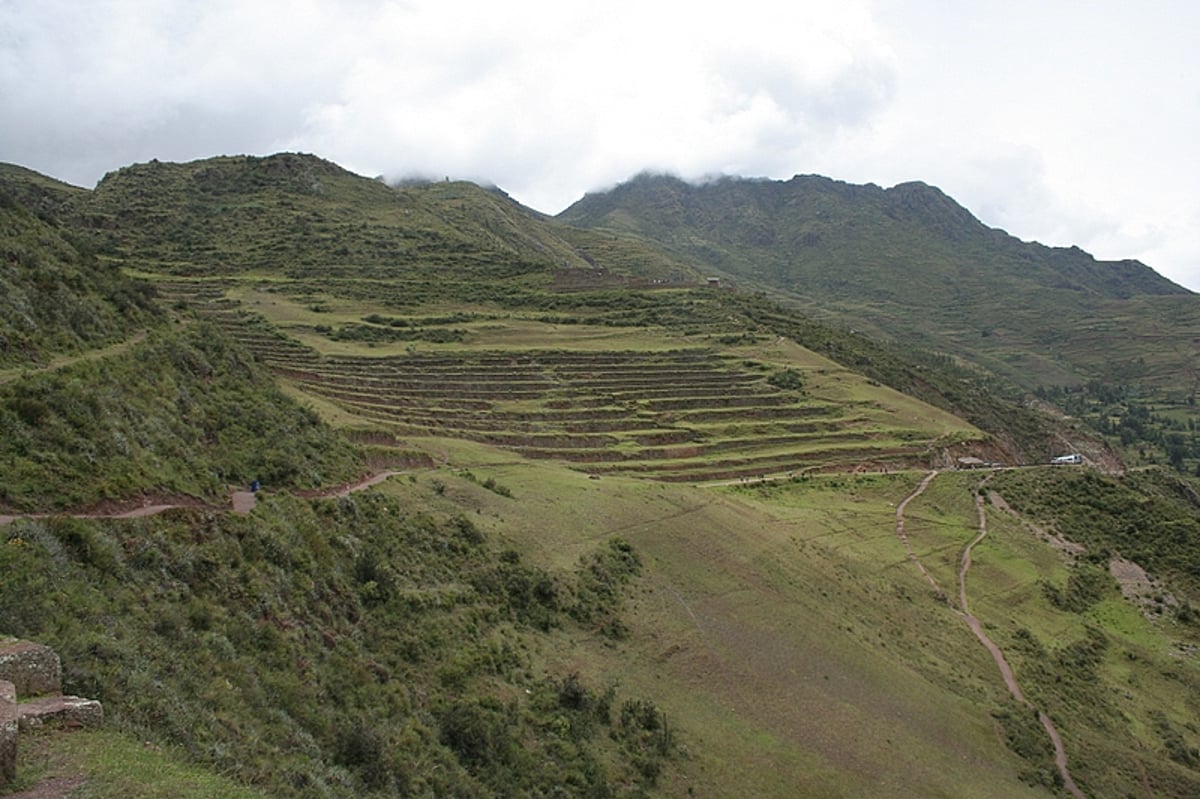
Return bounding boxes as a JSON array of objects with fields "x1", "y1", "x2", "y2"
[
  {"x1": 0, "y1": 330, "x2": 150, "y2": 388},
  {"x1": 894, "y1": 471, "x2": 1087, "y2": 799},
  {"x1": 0, "y1": 470, "x2": 407, "y2": 527}
]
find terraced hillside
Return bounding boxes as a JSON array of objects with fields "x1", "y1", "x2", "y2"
[
  {"x1": 157, "y1": 278, "x2": 980, "y2": 483},
  {"x1": 277, "y1": 348, "x2": 935, "y2": 482}
]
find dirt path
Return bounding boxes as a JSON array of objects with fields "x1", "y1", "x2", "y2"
[
  {"x1": 954, "y1": 487, "x2": 1029, "y2": 706},
  {"x1": 696, "y1": 470, "x2": 808, "y2": 488},
  {"x1": 893, "y1": 470, "x2": 945, "y2": 599},
  {"x1": 895, "y1": 471, "x2": 1087, "y2": 798},
  {"x1": 0, "y1": 330, "x2": 150, "y2": 387},
  {"x1": 966, "y1": 489, "x2": 1087, "y2": 799},
  {"x1": 0, "y1": 470, "x2": 408, "y2": 526}
]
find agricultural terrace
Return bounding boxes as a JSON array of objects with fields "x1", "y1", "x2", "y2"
[{"x1": 159, "y1": 278, "x2": 982, "y2": 483}]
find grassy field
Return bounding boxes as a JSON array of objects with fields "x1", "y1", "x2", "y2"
[
  {"x1": 10, "y1": 458, "x2": 1197, "y2": 797},
  {"x1": 370, "y1": 462, "x2": 1050, "y2": 796},
  {"x1": 118, "y1": 257, "x2": 1200, "y2": 795},
  {"x1": 879, "y1": 469, "x2": 1200, "y2": 796}
]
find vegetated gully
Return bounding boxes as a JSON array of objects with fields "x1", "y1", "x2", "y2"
[{"x1": 895, "y1": 471, "x2": 1086, "y2": 799}]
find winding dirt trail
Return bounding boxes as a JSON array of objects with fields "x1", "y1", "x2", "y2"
[
  {"x1": 0, "y1": 330, "x2": 151, "y2": 387},
  {"x1": 0, "y1": 470, "x2": 407, "y2": 526},
  {"x1": 896, "y1": 471, "x2": 1087, "y2": 798},
  {"x1": 893, "y1": 470, "x2": 945, "y2": 599}
]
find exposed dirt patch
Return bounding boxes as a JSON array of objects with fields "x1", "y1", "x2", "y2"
[{"x1": 230, "y1": 491, "x2": 257, "y2": 515}]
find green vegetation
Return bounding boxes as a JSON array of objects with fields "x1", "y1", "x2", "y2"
[
  {"x1": 558, "y1": 174, "x2": 1185, "y2": 379},
  {"x1": 52, "y1": 153, "x2": 1118, "y2": 465},
  {"x1": 0, "y1": 322, "x2": 361, "y2": 511},
  {"x1": 560, "y1": 172, "x2": 1199, "y2": 459},
  {"x1": 1036, "y1": 380, "x2": 1200, "y2": 473},
  {"x1": 0, "y1": 194, "x2": 158, "y2": 368},
  {"x1": 15, "y1": 728, "x2": 274, "y2": 799},
  {"x1": 866, "y1": 469, "x2": 1200, "y2": 797},
  {"x1": 4, "y1": 153, "x2": 1200, "y2": 798},
  {"x1": 991, "y1": 467, "x2": 1200, "y2": 599},
  {"x1": 724, "y1": 293, "x2": 1072, "y2": 462},
  {"x1": 1, "y1": 494, "x2": 675, "y2": 797}
]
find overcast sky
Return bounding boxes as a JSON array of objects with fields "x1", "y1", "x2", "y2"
[{"x1": 3, "y1": 1, "x2": 1198, "y2": 290}]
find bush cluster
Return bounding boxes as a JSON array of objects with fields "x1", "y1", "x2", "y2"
[
  {"x1": 0, "y1": 495, "x2": 672, "y2": 797},
  {"x1": 0, "y1": 322, "x2": 361, "y2": 511}
]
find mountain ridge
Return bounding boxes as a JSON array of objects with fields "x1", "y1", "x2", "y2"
[
  {"x1": 556, "y1": 170, "x2": 1199, "y2": 410},
  {"x1": 560, "y1": 170, "x2": 1185, "y2": 298}
]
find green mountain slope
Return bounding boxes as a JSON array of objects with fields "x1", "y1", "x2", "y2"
[
  {"x1": 38, "y1": 154, "x2": 1099, "y2": 463},
  {"x1": 0, "y1": 320, "x2": 363, "y2": 511},
  {"x1": 82, "y1": 155, "x2": 559, "y2": 273},
  {"x1": 0, "y1": 162, "x2": 89, "y2": 223},
  {"x1": 558, "y1": 172, "x2": 1200, "y2": 471},
  {"x1": 75, "y1": 153, "x2": 695, "y2": 283},
  {"x1": 557, "y1": 172, "x2": 1190, "y2": 385},
  {"x1": 3, "y1": 155, "x2": 1199, "y2": 798}
]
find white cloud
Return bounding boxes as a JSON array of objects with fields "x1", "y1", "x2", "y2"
[{"x1": 284, "y1": 0, "x2": 895, "y2": 212}]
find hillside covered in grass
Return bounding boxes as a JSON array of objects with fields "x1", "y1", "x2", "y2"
[
  {"x1": 3, "y1": 153, "x2": 1200, "y2": 798},
  {"x1": 3, "y1": 492, "x2": 674, "y2": 797},
  {"x1": 558, "y1": 172, "x2": 1183, "y2": 307},
  {"x1": 0, "y1": 321, "x2": 363, "y2": 512},
  {"x1": 33, "y1": 152, "x2": 1115, "y2": 466},
  {"x1": 77, "y1": 154, "x2": 699, "y2": 288}
]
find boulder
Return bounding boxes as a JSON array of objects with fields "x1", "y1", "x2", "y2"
[
  {"x1": 0, "y1": 640, "x2": 103, "y2": 788},
  {"x1": 0, "y1": 641, "x2": 62, "y2": 697}
]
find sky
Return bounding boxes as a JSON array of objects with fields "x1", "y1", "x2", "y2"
[{"x1": 3, "y1": 0, "x2": 1199, "y2": 290}]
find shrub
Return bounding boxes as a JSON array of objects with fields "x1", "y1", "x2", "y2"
[{"x1": 767, "y1": 367, "x2": 805, "y2": 391}]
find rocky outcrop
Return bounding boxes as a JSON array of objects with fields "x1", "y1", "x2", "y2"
[{"x1": 0, "y1": 639, "x2": 102, "y2": 789}]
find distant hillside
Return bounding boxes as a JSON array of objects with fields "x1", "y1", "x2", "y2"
[
  {"x1": 0, "y1": 155, "x2": 1116, "y2": 463},
  {"x1": 0, "y1": 162, "x2": 88, "y2": 223},
  {"x1": 558, "y1": 173, "x2": 1190, "y2": 386},
  {"x1": 86, "y1": 156, "x2": 542, "y2": 271},
  {"x1": 69, "y1": 153, "x2": 698, "y2": 286},
  {"x1": 560, "y1": 172, "x2": 1182, "y2": 298}
]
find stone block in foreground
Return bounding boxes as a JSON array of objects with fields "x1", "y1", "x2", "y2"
[
  {"x1": 0, "y1": 641, "x2": 62, "y2": 697},
  {"x1": 0, "y1": 679, "x2": 16, "y2": 787},
  {"x1": 17, "y1": 695, "x2": 103, "y2": 732}
]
